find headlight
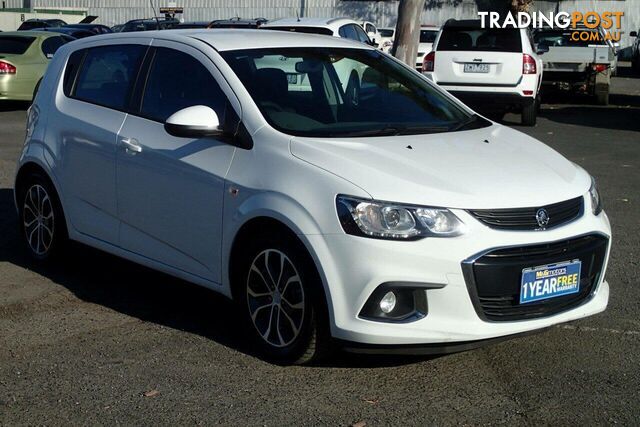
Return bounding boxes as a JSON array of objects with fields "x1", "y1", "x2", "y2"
[
  {"x1": 589, "y1": 177, "x2": 603, "y2": 215},
  {"x1": 336, "y1": 195, "x2": 465, "y2": 240}
]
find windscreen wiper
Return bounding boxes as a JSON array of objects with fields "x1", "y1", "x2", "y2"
[
  {"x1": 448, "y1": 114, "x2": 482, "y2": 132},
  {"x1": 338, "y1": 125, "x2": 449, "y2": 137}
]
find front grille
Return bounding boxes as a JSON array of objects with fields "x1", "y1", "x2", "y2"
[
  {"x1": 462, "y1": 234, "x2": 608, "y2": 321},
  {"x1": 468, "y1": 196, "x2": 583, "y2": 231}
]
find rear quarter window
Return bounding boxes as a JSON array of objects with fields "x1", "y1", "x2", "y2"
[
  {"x1": 0, "y1": 36, "x2": 35, "y2": 54},
  {"x1": 72, "y1": 44, "x2": 146, "y2": 110},
  {"x1": 437, "y1": 27, "x2": 522, "y2": 52}
]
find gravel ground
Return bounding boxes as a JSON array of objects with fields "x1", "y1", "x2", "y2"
[{"x1": 0, "y1": 65, "x2": 638, "y2": 426}]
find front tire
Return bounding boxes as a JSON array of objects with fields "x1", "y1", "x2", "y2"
[
  {"x1": 17, "y1": 171, "x2": 67, "y2": 260},
  {"x1": 235, "y1": 231, "x2": 329, "y2": 364}
]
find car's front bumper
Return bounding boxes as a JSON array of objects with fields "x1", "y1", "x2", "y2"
[{"x1": 307, "y1": 206, "x2": 611, "y2": 346}]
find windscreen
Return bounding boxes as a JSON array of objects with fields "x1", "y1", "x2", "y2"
[
  {"x1": 534, "y1": 29, "x2": 607, "y2": 47},
  {"x1": 18, "y1": 21, "x2": 47, "y2": 30},
  {"x1": 265, "y1": 26, "x2": 334, "y2": 36},
  {"x1": 379, "y1": 29, "x2": 394, "y2": 37},
  {"x1": 0, "y1": 36, "x2": 36, "y2": 54},
  {"x1": 420, "y1": 30, "x2": 438, "y2": 43},
  {"x1": 222, "y1": 47, "x2": 483, "y2": 138},
  {"x1": 438, "y1": 27, "x2": 522, "y2": 52}
]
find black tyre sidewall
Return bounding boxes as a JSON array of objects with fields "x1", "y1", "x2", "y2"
[
  {"x1": 17, "y1": 172, "x2": 67, "y2": 261},
  {"x1": 235, "y1": 232, "x2": 326, "y2": 364},
  {"x1": 522, "y1": 101, "x2": 537, "y2": 126}
]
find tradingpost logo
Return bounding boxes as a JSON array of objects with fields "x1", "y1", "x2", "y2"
[{"x1": 478, "y1": 10, "x2": 623, "y2": 42}]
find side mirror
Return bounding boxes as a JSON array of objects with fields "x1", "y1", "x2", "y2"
[
  {"x1": 367, "y1": 39, "x2": 379, "y2": 48},
  {"x1": 164, "y1": 105, "x2": 223, "y2": 138},
  {"x1": 536, "y1": 44, "x2": 550, "y2": 55},
  {"x1": 630, "y1": 31, "x2": 638, "y2": 37}
]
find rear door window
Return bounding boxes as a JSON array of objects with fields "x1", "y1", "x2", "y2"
[
  {"x1": 73, "y1": 44, "x2": 146, "y2": 110},
  {"x1": 438, "y1": 27, "x2": 522, "y2": 52},
  {"x1": 0, "y1": 36, "x2": 35, "y2": 54},
  {"x1": 140, "y1": 47, "x2": 228, "y2": 123},
  {"x1": 420, "y1": 30, "x2": 438, "y2": 43}
]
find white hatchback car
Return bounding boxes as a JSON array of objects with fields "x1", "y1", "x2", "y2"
[
  {"x1": 423, "y1": 19, "x2": 545, "y2": 126},
  {"x1": 16, "y1": 29, "x2": 610, "y2": 364}
]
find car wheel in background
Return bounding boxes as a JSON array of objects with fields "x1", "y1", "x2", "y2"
[
  {"x1": 521, "y1": 100, "x2": 537, "y2": 126},
  {"x1": 235, "y1": 230, "x2": 330, "y2": 365},
  {"x1": 17, "y1": 170, "x2": 68, "y2": 260}
]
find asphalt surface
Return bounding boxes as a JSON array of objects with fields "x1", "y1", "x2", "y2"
[{"x1": 1, "y1": 65, "x2": 639, "y2": 426}]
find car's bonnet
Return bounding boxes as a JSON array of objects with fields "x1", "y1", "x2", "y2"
[{"x1": 290, "y1": 124, "x2": 590, "y2": 210}]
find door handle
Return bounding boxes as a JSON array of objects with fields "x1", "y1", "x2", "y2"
[{"x1": 121, "y1": 137, "x2": 142, "y2": 154}]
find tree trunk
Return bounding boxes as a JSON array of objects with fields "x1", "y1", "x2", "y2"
[
  {"x1": 391, "y1": 0, "x2": 426, "y2": 66},
  {"x1": 511, "y1": 0, "x2": 534, "y2": 13}
]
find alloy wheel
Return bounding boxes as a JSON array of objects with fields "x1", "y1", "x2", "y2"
[
  {"x1": 22, "y1": 184, "x2": 55, "y2": 256},
  {"x1": 246, "y1": 249, "x2": 305, "y2": 348}
]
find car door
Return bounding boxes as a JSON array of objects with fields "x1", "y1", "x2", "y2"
[
  {"x1": 116, "y1": 41, "x2": 239, "y2": 283},
  {"x1": 53, "y1": 42, "x2": 148, "y2": 243}
]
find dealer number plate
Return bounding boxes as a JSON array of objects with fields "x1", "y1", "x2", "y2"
[{"x1": 520, "y1": 260, "x2": 581, "y2": 304}]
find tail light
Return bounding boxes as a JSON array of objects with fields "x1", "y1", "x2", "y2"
[
  {"x1": 592, "y1": 64, "x2": 608, "y2": 73},
  {"x1": 422, "y1": 51, "x2": 435, "y2": 72},
  {"x1": 0, "y1": 61, "x2": 16, "y2": 75},
  {"x1": 522, "y1": 54, "x2": 536, "y2": 74}
]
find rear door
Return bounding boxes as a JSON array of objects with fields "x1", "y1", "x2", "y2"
[
  {"x1": 53, "y1": 42, "x2": 148, "y2": 244},
  {"x1": 434, "y1": 26, "x2": 523, "y2": 86},
  {"x1": 115, "y1": 41, "x2": 238, "y2": 283}
]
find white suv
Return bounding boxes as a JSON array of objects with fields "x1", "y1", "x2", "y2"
[
  {"x1": 16, "y1": 29, "x2": 610, "y2": 364},
  {"x1": 423, "y1": 19, "x2": 544, "y2": 126}
]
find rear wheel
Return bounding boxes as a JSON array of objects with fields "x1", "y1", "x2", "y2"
[
  {"x1": 235, "y1": 230, "x2": 329, "y2": 365},
  {"x1": 595, "y1": 85, "x2": 609, "y2": 105},
  {"x1": 521, "y1": 99, "x2": 537, "y2": 126},
  {"x1": 17, "y1": 171, "x2": 67, "y2": 260}
]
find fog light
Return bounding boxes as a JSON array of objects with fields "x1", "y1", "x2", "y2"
[{"x1": 379, "y1": 291, "x2": 397, "y2": 314}]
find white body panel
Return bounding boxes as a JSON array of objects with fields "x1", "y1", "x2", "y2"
[{"x1": 16, "y1": 29, "x2": 611, "y2": 348}]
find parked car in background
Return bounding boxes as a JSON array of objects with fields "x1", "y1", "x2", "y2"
[
  {"x1": 111, "y1": 24, "x2": 124, "y2": 33},
  {"x1": 63, "y1": 23, "x2": 113, "y2": 35},
  {"x1": 631, "y1": 30, "x2": 640, "y2": 73},
  {"x1": 208, "y1": 17, "x2": 268, "y2": 29},
  {"x1": 361, "y1": 21, "x2": 381, "y2": 47},
  {"x1": 17, "y1": 19, "x2": 67, "y2": 31},
  {"x1": 534, "y1": 25, "x2": 615, "y2": 105},
  {"x1": 120, "y1": 18, "x2": 180, "y2": 32},
  {"x1": 175, "y1": 21, "x2": 211, "y2": 29},
  {"x1": 18, "y1": 29, "x2": 611, "y2": 364},
  {"x1": 378, "y1": 27, "x2": 394, "y2": 53},
  {"x1": 0, "y1": 31, "x2": 73, "y2": 101},
  {"x1": 262, "y1": 18, "x2": 374, "y2": 46},
  {"x1": 423, "y1": 19, "x2": 544, "y2": 126},
  {"x1": 261, "y1": 18, "x2": 374, "y2": 96},
  {"x1": 416, "y1": 25, "x2": 439, "y2": 70},
  {"x1": 37, "y1": 27, "x2": 95, "y2": 39}
]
